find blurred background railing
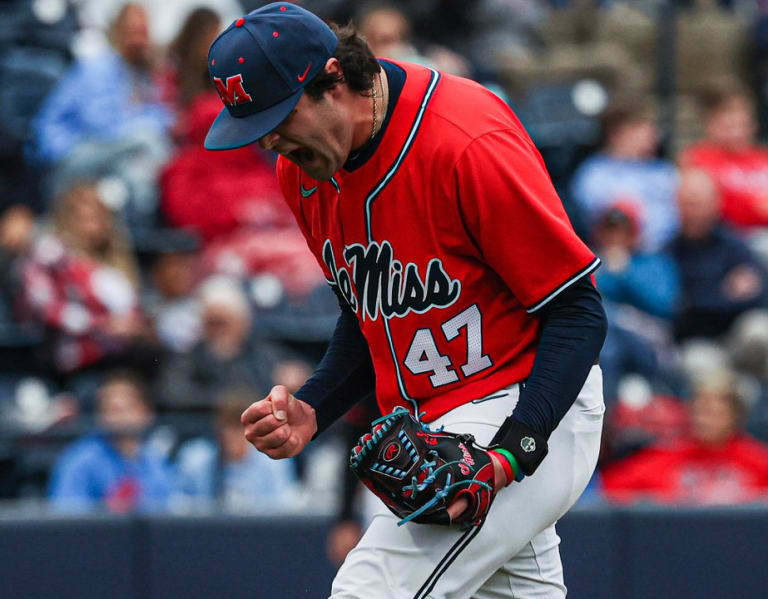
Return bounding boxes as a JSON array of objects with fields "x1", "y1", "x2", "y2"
[
  {"x1": 2, "y1": 506, "x2": 767, "y2": 599},
  {"x1": 2, "y1": 0, "x2": 768, "y2": 596}
]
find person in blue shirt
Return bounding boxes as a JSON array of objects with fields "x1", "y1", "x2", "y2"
[
  {"x1": 31, "y1": 3, "x2": 173, "y2": 165},
  {"x1": 592, "y1": 202, "x2": 680, "y2": 320},
  {"x1": 570, "y1": 98, "x2": 679, "y2": 252},
  {"x1": 590, "y1": 202, "x2": 680, "y2": 401},
  {"x1": 173, "y1": 387, "x2": 300, "y2": 512},
  {"x1": 48, "y1": 370, "x2": 173, "y2": 513}
]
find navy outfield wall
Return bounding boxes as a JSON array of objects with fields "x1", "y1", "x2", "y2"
[{"x1": 2, "y1": 507, "x2": 767, "y2": 599}]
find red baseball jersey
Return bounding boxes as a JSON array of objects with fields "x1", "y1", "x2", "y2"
[{"x1": 278, "y1": 61, "x2": 599, "y2": 421}]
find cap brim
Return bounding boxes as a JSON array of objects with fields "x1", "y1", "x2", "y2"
[{"x1": 204, "y1": 89, "x2": 303, "y2": 151}]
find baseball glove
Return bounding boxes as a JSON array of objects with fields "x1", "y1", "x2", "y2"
[{"x1": 349, "y1": 407, "x2": 497, "y2": 527}]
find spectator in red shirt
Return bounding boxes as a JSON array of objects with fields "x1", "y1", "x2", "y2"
[
  {"x1": 158, "y1": 9, "x2": 326, "y2": 301},
  {"x1": 602, "y1": 370, "x2": 768, "y2": 505},
  {"x1": 160, "y1": 95, "x2": 327, "y2": 298},
  {"x1": 161, "y1": 94, "x2": 290, "y2": 242},
  {"x1": 680, "y1": 83, "x2": 768, "y2": 231}
]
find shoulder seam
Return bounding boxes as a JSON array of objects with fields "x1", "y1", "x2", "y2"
[
  {"x1": 425, "y1": 74, "x2": 514, "y2": 139},
  {"x1": 450, "y1": 127, "x2": 534, "y2": 174}
]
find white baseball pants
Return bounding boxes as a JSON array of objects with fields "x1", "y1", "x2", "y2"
[{"x1": 330, "y1": 365, "x2": 604, "y2": 599}]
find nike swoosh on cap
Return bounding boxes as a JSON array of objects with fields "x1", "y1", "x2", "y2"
[
  {"x1": 297, "y1": 62, "x2": 311, "y2": 82},
  {"x1": 301, "y1": 184, "x2": 318, "y2": 197}
]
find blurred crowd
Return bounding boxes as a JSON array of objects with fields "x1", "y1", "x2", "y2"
[
  {"x1": 0, "y1": 0, "x2": 338, "y2": 514},
  {"x1": 1, "y1": 0, "x2": 768, "y2": 564}
]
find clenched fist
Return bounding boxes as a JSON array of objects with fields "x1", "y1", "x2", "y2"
[{"x1": 241, "y1": 385, "x2": 317, "y2": 459}]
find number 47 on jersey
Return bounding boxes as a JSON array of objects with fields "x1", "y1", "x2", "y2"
[{"x1": 403, "y1": 304, "x2": 492, "y2": 388}]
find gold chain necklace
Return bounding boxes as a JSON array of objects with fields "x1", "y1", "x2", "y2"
[{"x1": 370, "y1": 73, "x2": 379, "y2": 141}]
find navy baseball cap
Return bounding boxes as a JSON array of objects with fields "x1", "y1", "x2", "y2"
[{"x1": 204, "y1": 3, "x2": 338, "y2": 151}]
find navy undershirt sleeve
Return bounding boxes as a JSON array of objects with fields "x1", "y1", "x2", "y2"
[
  {"x1": 510, "y1": 275, "x2": 607, "y2": 438},
  {"x1": 294, "y1": 299, "x2": 375, "y2": 436}
]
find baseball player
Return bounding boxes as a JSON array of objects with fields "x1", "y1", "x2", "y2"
[{"x1": 205, "y1": 4, "x2": 607, "y2": 598}]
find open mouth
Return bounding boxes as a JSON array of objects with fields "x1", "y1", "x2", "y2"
[{"x1": 290, "y1": 147, "x2": 316, "y2": 165}]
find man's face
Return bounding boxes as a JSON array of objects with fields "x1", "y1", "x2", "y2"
[
  {"x1": 151, "y1": 252, "x2": 197, "y2": 299},
  {"x1": 114, "y1": 5, "x2": 151, "y2": 68},
  {"x1": 706, "y1": 96, "x2": 756, "y2": 150},
  {"x1": 98, "y1": 381, "x2": 152, "y2": 435},
  {"x1": 201, "y1": 302, "x2": 249, "y2": 355},
  {"x1": 259, "y1": 92, "x2": 352, "y2": 181},
  {"x1": 677, "y1": 169, "x2": 720, "y2": 239},
  {"x1": 594, "y1": 218, "x2": 635, "y2": 251},
  {"x1": 690, "y1": 390, "x2": 737, "y2": 446},
  {"x1": 608, "y1": 119, "x2": 658, "y2": 159},
  {"x1": 359, "y1": 8, "x2": 409, "y2": 57}
]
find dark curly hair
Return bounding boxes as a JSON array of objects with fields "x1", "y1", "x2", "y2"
[{"x1": 303, "y1": 22, "x2": 380, "y2": 101}]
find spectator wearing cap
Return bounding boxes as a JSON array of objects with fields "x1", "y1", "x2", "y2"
[
  {"x1": 48, "y1": 370, "x2": 173, "y2": 513},
  {"x1": 154, "y1": 275, "x2": 311, "y2": 412},
  {"x1": 172, "y1": 387, "x2": 300, "y2": 512},
  {"x1": 141, "y1": 230, "x2": 203, "y2": 353},
  {"x1": 591, "y1": 202, "x2": 681, "y2": 403},
  {"x1": 569, "y1": 98, "x2": 679, "y2": 252},
  {"x1": 667, "y1": 168, "x2": 768, "y2": 341},
  {"x1": 680, "y1": 83, "x2": 768, "y2": 231},
  {"x1": 601, "y1": 370, "x2": 768, "y2": 505},
  {"x1": 592, "y1": 202, "x2": 679, "y2": 320},
  {"x1": 31, "y1": 3, "x2": 173, "y2": 165},
  {"x1": 19, "y1": 181, "x2": 157, "y2": 377}
]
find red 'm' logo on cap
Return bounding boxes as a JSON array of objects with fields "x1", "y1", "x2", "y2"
[{"x1": 213, "y1": 74, "x2": 253, "y2": 106}]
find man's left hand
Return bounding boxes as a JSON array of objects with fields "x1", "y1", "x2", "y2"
[{"x1": 447, "y1": 451, "x2": 507, "y2": 522}]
